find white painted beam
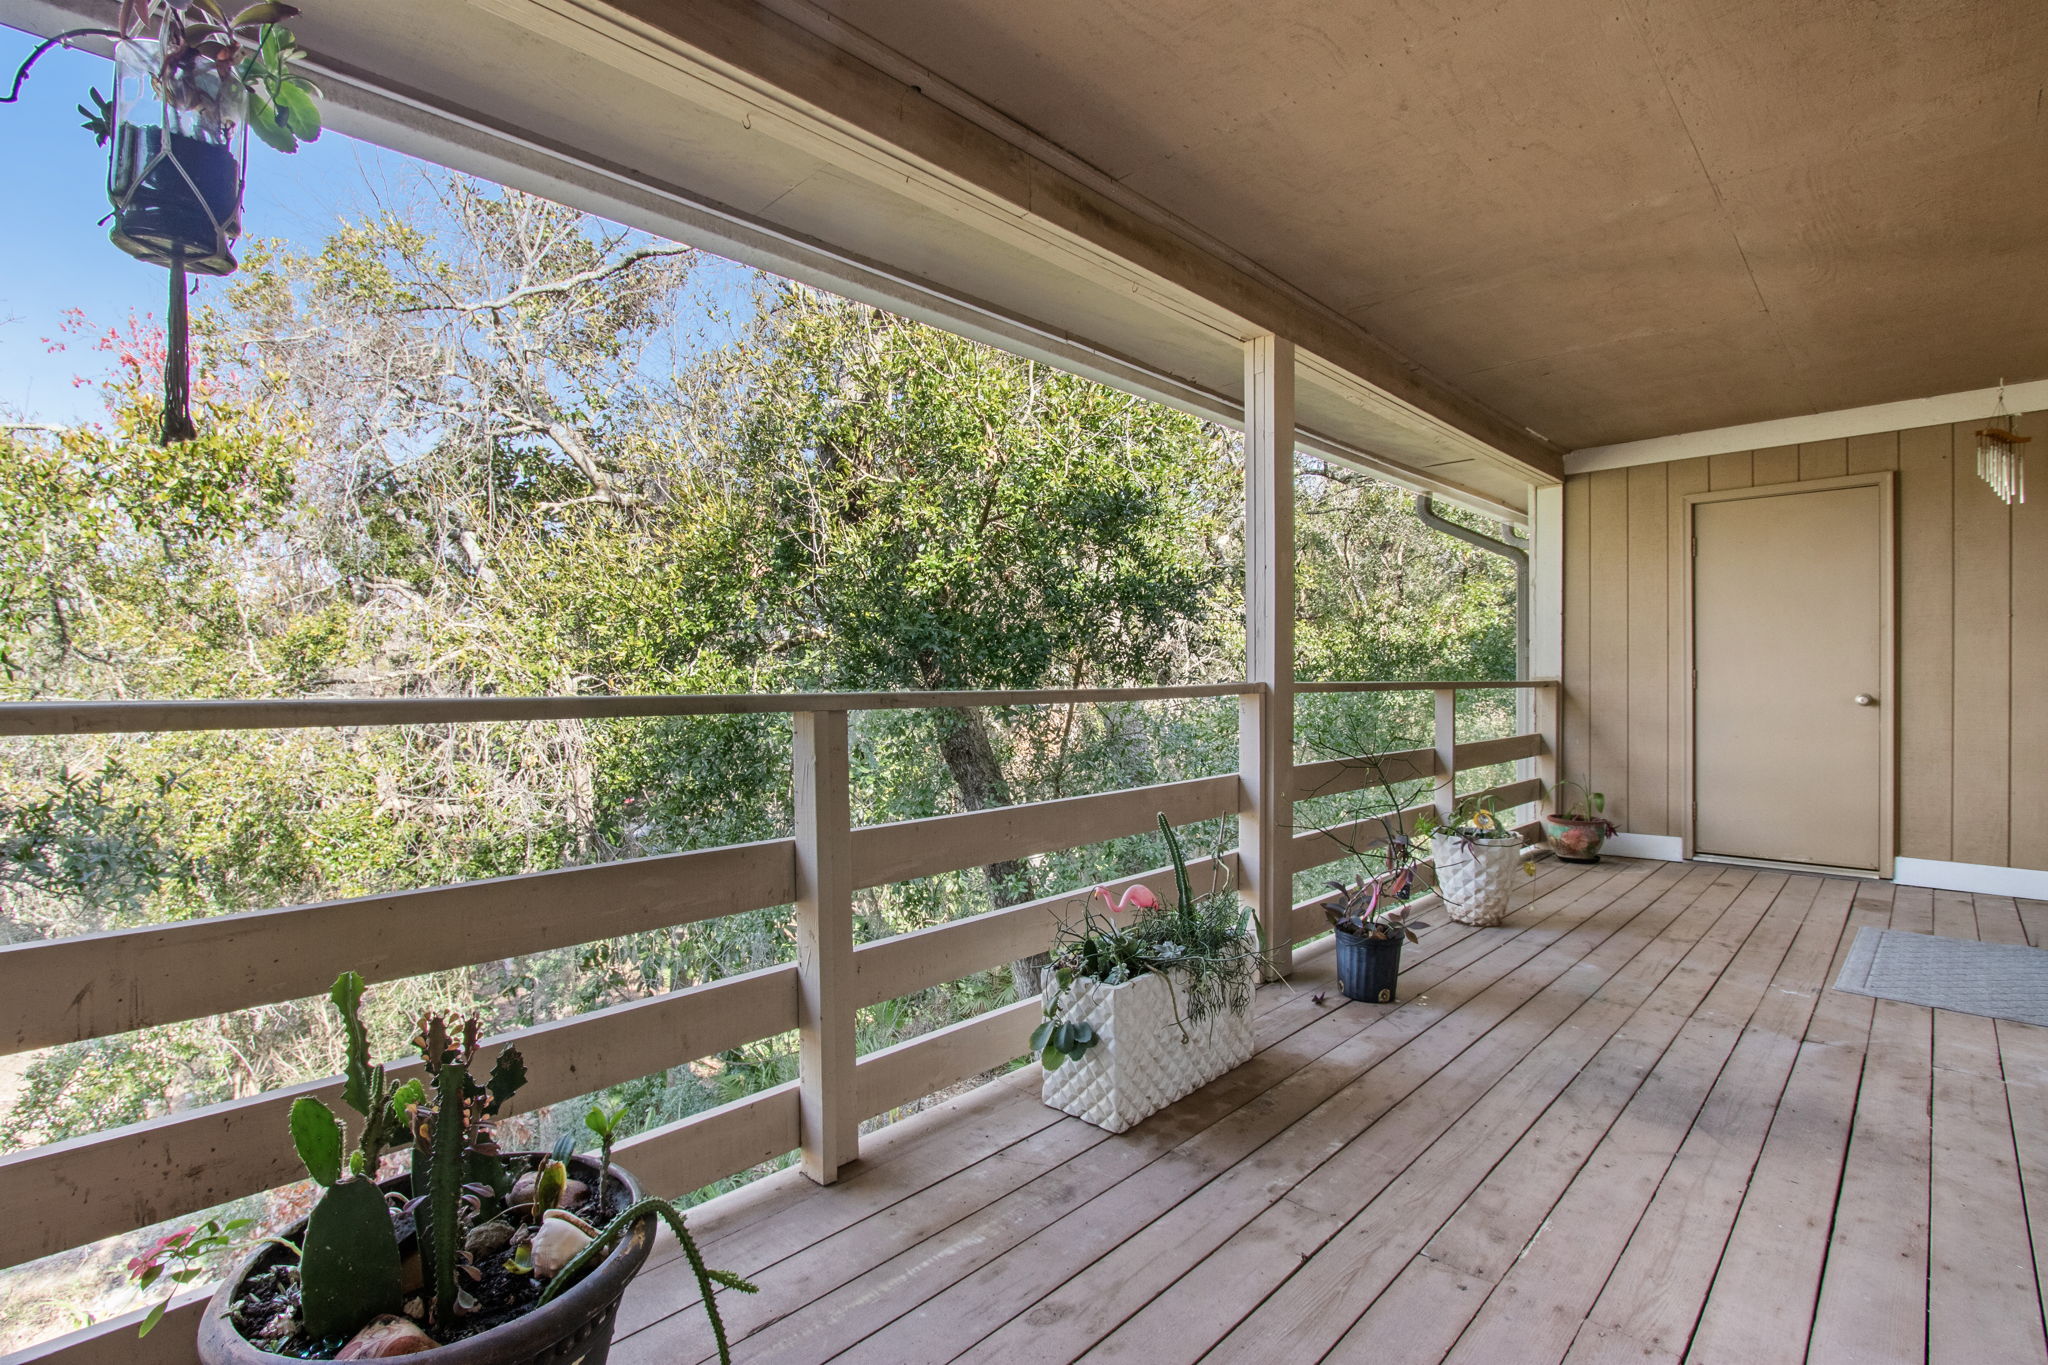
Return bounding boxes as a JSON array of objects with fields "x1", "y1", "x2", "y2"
[{"x1": 1567, "y1": 379, "x2": 2048, "y2": 474}]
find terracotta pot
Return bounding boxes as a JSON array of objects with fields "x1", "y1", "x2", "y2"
[
  {"x1": 1543, "y1": 814, "x2": 1615, "y2": 863},
  {"x1": 198, "y1": 1157, "x2": 653, "y2": 1365}
]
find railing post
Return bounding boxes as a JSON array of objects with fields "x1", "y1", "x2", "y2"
[
  {"x1": 1533, "y1": 681, "x2": 1560, "y2": 805},
  {"x1": 792, "y1": 708, "x2": 857, "y2": 1183},
  {"x1": 1432, "y1": 687, "x2": 1458, "y2": 825},
  {"x1": 1240, "y1": 333, "x2": 1295, "y2": 980}
]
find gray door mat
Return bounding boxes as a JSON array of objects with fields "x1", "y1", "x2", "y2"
[{"x1": 1834, "y1": 926, "x2": 2048, "y2": 1028}]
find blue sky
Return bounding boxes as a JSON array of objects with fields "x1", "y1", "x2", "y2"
[{"x1": 0, "y1": 29, "x2": 759, "y2": 426}]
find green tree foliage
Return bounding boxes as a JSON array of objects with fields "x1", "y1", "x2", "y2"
[{"x1": 0, "y1": 166, "x2": 1514, "y2": 1316}]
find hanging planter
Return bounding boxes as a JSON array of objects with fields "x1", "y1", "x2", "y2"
[
  {"x1": 4, "y1": 2, "x2": 323, "y2": 443},
  {"x1": 107, "y1": 35, "x2": 248, "y2": 277}
]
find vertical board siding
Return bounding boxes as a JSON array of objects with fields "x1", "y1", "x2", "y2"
[
  {"x1": 1800, "y1": 438, "x2": 1850, "y2": 481},
  {"x1": 1847, "y1": 431, "x2": 1900, "y2": 475},
  {"x1": 1563, "y1": 475, "x2": 1593, "y2": 811},
  {"x1": 1754, "y1": 444, "x2": 1801, "y2": 486},
  {"x1": 2009, "y1": 411, "x2": 2048, "y2": 871},
  {"x1": 1564, "y1": 418, "x2": 2040, "y2": 873},
  {"x1": 1626, "y1": 464, "x2": 1669, "y2": 836},
  {"x1": 1899, "y1": 425, "x2": 1956, "y2": 861},
  {"x1": 1588, "y1": 470, "x2": 1632, "y2": 824},
  {"x1": 1950, "y1": 421, "x2": 2012, "y2": 868},
  {"x1": 1709, "y1": 450, "x2": 1755, "y2": 491}
]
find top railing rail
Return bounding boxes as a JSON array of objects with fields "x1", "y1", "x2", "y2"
[
  {"x1": 1294, "y1": 678, "x2": 1557, "y2": 693},
  {"x1": 0, "y1": 679, "x2": 1558, "y2": 737},
  {"x1": 0, "y1": 684, "x2": 1263, "y2": 737}
]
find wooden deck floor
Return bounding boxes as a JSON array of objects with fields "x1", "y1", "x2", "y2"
[{"x1": 608, "y1": 857, "x2": 2048, "y2": 1364}]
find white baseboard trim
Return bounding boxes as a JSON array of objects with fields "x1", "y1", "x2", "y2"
[
  {"x1": 1604, "y1": 833, "x2": 1686, "y2": 862},
  {"x1": 1894, "y1": 857, "x2": 2048, "y2": 899}
]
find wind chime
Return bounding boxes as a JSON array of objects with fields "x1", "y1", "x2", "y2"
[
  {"x1": 3, "y1": 3, "x2": 321, "y2": 444},
  {"x1": 1973, "y1": 381, "x2": 2029, "y2": 506}
]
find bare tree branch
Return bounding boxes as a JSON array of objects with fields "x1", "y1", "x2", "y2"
[{"x1": 391, "y1": 246, "x2": 693, "y2": 315}]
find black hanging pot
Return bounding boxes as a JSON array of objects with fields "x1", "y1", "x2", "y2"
[
  {"x1": 107, "y1": 36, "x2": 246, "y2": 275},
  {"x1": 104, "y1": 35, "x2": 250, "y2": 443},
  {"x1": 1334, "y1": 928, "x2": 1406, "y2": 1004}
]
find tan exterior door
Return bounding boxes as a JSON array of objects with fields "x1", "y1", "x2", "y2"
[{"x1": 1692, "y1": 484, "x2": 1886, "y2": 870}]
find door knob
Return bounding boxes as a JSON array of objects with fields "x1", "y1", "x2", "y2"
[{"x1": 1853, "y1": 694, "x2": 1877, "y2": 706}]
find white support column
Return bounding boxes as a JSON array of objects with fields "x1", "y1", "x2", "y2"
[
  {"x1": 1239, "y1": 334, "x2": 1296, "y2": 980},
  {"x1": 1527, "y1": 483, "x2": 1564, "y2": 681},
  {"x1": 793, "y1": 708, "x2": 858, "y2": 1183},
  {"x1": 1524, "y1": 482, "x2": 1565, "y2": 786}
]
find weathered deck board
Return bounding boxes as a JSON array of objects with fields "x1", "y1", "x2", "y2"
[
  {"x1": 968, "y1": 865, "x2": 1745, "y2": 1365},
  {"x1": 596, "y1": 859, "x2": 2048, "y2": 1365}
]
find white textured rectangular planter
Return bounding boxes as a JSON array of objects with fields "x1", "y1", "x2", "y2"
[{"x1": 1040, "y1": 964, "x2": 1255, "y2": 1133}]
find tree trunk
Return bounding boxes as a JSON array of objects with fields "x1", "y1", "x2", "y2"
[{"x1": 932, "y1": 709, "x2": 1045, "y2": 997}]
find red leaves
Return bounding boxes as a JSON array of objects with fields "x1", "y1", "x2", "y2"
[{"x1": 125, "y1": 1225, "x2": 197, "y2": 1281}]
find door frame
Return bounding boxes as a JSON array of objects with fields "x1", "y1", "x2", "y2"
[{"x1": 1678, "y1": 471, "x2": 1898, "y2": 870}]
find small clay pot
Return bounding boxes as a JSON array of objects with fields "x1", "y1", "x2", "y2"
[{"x1": 1543, "y1": 814, "x2": 1615, "y2": 863}]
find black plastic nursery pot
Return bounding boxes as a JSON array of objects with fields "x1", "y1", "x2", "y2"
[
  {"x1": 1334, "y1": 928, "x2": 1405, "y2": 1004},
  {"x1": 108, "y1": 124, "x2": 244, "y2": 275},
  {"x1": 105, "y1": 38, "x2": 246, "y2": 276},
  {"x1": 197, "y1": 1157, "x2": 654, "y2": 1365}
]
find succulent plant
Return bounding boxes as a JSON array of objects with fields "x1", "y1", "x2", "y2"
[
  {"x1": 286, "y1": 973, "x2": 408, "y2": 1341},
  {"x1": 408, "y1": 1012, "x2": 526, "y2": 1335}
]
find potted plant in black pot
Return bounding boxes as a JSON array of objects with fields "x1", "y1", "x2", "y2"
[
  {"x1": 1323, "y1": 870, "x2": 1429, "y2": 1004},
  {"x1": 4, "y1": 0, "x2": 322, "y2": 440},
  {"x1": 1542, "y1": 781, "x2": 1615, "y2": 863},
  {"x1": 179, "y1": 973, "x2": 754, "y2": 1363}
]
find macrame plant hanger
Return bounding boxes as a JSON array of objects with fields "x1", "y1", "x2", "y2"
[
  {"x1": 1975, "y1": 380, "x2": 2029, "y2": 506},
  {"x1": 102, "y1": 32, "x2": 250, "y2": 445}
]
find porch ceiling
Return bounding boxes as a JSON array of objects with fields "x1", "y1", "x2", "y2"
[
  {"x1": 808, "y1": 0, "x2": 2048, "y2": 451},
  {"x1": 9, "y1": 0, "x2": 2044, "y2": 503}
]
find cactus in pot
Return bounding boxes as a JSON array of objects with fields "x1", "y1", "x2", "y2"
[
  {"x1": 407, "y1": 1011, "x2": 528, "y2": 1336},
  {"x1": 199, "y1": 970, "x2": 757, "y2": 1363},
  {"x1": 285, "y1": 972, "x2": 416, "y2": 1341}
]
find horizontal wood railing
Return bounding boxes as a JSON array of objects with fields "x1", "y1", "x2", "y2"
[
  {"x1": 0, "y1": 839, "x2": 799, "y2": 1055},
  {"x1": 1291, "y1": 745, "x2": 1437, "y2": 801},
  {"x1": 0, "y1": 963, "x2": 800, "y2": 1271},
  {"x1": 0, "y1": 684, "x2": 1259, "y2": 737},
  {"x1": 848, "y1": 774, "x2": 1238, "y2": 890},
  {"x1": 0, "y1": 678, "x2": 1558, "y2": 1363}
]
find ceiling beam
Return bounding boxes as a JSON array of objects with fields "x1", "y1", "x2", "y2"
[{"x1": 1566, "y1": 377, "x2": 2048, "y2": 474}]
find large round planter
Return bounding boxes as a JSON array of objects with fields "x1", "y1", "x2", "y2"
[
  {"x1": 1432, "y1": 832, "x2": 1523, "y2": 927},
  {"x1": 198, "y1": 1156, "x2": 654, "y2": 1365},
  {"x1": 1543, "y1": 814, "x2": 1614, "y2": 863},
  {"x1": 1334, "y1": 928, "x2": 1405, "y2": 1004}
]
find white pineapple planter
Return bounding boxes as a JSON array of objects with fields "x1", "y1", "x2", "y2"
[
  {"x1": 1040, "y1": 958, "x2": 1255, "y2": 1133},
  {"x1": 1431, "y1": 831, "x2": 1524, "y2": 926}
]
